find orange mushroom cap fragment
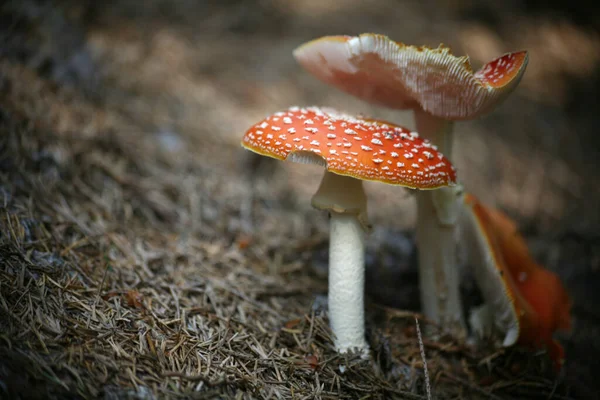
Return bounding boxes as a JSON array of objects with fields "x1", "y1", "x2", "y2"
[
  {"x1": 464, "y1": 194, "x2": 572, "y2": 370},
  {"x1": 294, "y1": 34, "x2": 528, "y2": 119},
  {"x1": 241, "y1": 106, "x2": 457, "y2": 189}
]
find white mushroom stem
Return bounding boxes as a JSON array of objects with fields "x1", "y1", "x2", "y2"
[
  {"x1": 312, "y1": 171, "x2": 369, "y2": 354},
  {"x1": 328, "y1": 212, "x2": 367, "y2": 353},
  {"x1": 414, "y1": 109, "x2": 465, "y2": 334},
  {"x1": 414, "y1": 110, "x2": 454, "y2": 159}
]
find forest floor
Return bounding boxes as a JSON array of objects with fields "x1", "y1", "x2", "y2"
[{"x1": 1, "y1": 0, "x2": 599, "y2": 398}]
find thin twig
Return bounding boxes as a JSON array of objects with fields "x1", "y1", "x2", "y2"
[{"x1": 415, "y1": 317, "x2": 432, "y2": 400}]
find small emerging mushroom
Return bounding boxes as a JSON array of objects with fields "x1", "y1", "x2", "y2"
[
  {"x1": 241, "y1": 106, "x2": 457, "y2": 354},
  {"x1": 460, "y1": 193, "x2": 572, "y2": 370},
  {"x1": 294, "y1": 34, "x2": 528, "y2": 334}
]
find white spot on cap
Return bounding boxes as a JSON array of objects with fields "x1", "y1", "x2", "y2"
[{"x1": 518, "y1": 271, "x2": 528, "y2": 282}]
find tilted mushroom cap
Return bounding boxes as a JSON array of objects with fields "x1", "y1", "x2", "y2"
[
  {"x1": 484, "y1": 204, "x2": 572, "y2": 366},
  {"x1": 463, "y1": 194, "x2": 572, "y2": 370},
  {"x1": 294, "y1": 34, "x2": 529, "y2": 120},
  {"x1": 242, "y1": 106, "x2": 457, "y2": 189}
]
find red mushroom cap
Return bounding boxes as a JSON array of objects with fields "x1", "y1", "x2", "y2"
[
  {"x1": 294, "y1": 34, "x2": 528, "y2": 120},
  {"x1": 242, "y1": 106, "x2": 457, "y2": 189}
]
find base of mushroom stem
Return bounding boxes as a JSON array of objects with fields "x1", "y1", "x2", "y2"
[
  {"x1": 469, "y1": 304, "x2": 519, "y2": 348},
  {"x1": 334, "y1": 343, "x2": 371, "y2": 359}
]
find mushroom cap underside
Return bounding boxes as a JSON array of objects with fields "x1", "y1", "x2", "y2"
[
  {"x1": 241, "y1": 106, "x2": 457, "y2": 189},
  {"x1": 462, "y1": 194, "x2": 526, "y2": 347},
  {"x1": 484, "y1": 204, "x2": 573, "y2": 335},
  {"x1": 294, "y1": 34, "x2": 528, "y2": 120}
]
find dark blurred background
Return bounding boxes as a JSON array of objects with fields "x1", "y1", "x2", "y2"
[
  {"x1": 3, "y1": 0, "x2": 599, "y2": 225},
  {"x1": 2, "y1": 0, "x2": 599, "y2": 397}
]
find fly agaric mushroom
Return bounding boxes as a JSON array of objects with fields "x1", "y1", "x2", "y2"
[
  {"x1": 294, "y1": 33, "x2": 528, "y2": 333},
  {"x1": 241, "y1": 106, "x2": 457, "y2": 353},
  {"x1": 460, "y1": 193, "x2": 572, "y2": 370}
]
